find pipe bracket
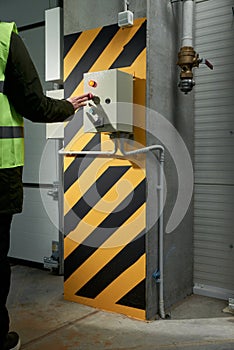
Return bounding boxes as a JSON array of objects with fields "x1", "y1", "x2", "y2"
[{"x1": 152, "y1": 269, "x2": 161, "y2": 283}]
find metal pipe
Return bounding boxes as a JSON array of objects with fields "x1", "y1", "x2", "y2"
[
  {"x1": 158, "y1": 151, "x2": 165, "y2": 319},
  {"x1": 119, "y1": 139, "x2": 164, "y2": 156},
  {"x1": 58, "y1": 139, "x2": 64, "y2": 275},
  {"x1": 124, "y1": 0, "x2": 129, "y2": 11},
  {"x1": 119, "y1": 137, "x2": 166, "y2": 319},
  {"x1": 58, "y1": 137, "x2": 118, "y2": 157},
  {"x1": 181, "y1": 0, "x2": 194, "y2": 47},
  {"x1": 177, "y1": 0, "x2": 213, "y2": 93},
  {"x1": 177, "y1": 0, "x2": 198, "y2": 93},
  {"x1": 59, "y1": 135, "x2": 166, "y2": 318}
]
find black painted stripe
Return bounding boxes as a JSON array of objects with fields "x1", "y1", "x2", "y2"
[
  {"x1": 64, "y1": 24, "x2": 119, "y2": 98},
  {"x1": 110, "y1": 20, "x2": 146, "y2": 69},
  {"x1": 64, "y1": 166, "x2": 131, "y2": 235},
  {"x1": 116, "y1": 280, "x2": 146, "y2": 310},
  {"x1": 98, "y1": 178, "x2": 146, "y2": 229},
  {"x1": 64, "y1": 243, "x2": 96, "y2": 282},
  {"x1": 75, "y1": 232, "x2": 145, "y2": 299},
  {"x1": 64, "y1": 179, "x2": 146, "y2": 281},
  {"x1": 64, "y1": 108, "x2": 83, "y2": 148},
  {"x1": 64, "y1": 32, "x2": 82, "y2": 58},
  {"x1": 0, "y1": 126, "x2": 24, "y2": 139},
  {"x1": 64, "y1": 133, "x2": 101, "y2": 193},
  {"x1": 0, "y1": 81, "x2": 4, "y2": 93}
]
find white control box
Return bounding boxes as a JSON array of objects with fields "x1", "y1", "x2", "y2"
[{"x1": 83, "y1": 69, "x2": 133, "y2": 133}]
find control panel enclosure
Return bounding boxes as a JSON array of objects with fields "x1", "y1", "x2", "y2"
[{"x1": 83, "y1": 69, "x2": 133, "y2": 133}]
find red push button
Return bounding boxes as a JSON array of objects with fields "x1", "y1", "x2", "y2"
[{"x1": 87, "y1": 93, "x2": 94, "y2": 100}]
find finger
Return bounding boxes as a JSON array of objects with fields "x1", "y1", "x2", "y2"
[
  {"x1": 79, "y1": 102, "x2": 87, "y2": 107},
  {"x1": 77, "y1": 92, "x2": 91, "y2": 99},
  {"x1": 77, "y1": 96, "x2": 89, "y2": 102}
]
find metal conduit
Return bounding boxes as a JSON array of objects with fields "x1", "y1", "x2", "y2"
[
  {"x1": 59, "y1": 137, "x2": 118, "y2": 157},
  {"x1": 119, "y1": 137, "x2": 165, "y2": 319},
  {"x1": 59, "y1": 135, "x2": 165, "y2": 319}
]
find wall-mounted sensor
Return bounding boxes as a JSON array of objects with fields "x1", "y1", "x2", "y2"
[{"x1": 118, "y1": 10, "x2": 133, "y2": 27}]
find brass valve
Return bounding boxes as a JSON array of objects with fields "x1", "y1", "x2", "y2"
[
  {"x1": 177, "y1": 46, "x2": 213, "y2": 94},
  {"x1": 177, "y1": 46, "x2": 199, "y2": 94},
  {"x1": 177, "y1": 46, "x2": 200, "y2": 80}
]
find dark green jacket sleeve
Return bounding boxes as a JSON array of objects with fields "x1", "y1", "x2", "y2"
[{"x1": 4, "y1": 32, "x2": 74, "y2": 123}]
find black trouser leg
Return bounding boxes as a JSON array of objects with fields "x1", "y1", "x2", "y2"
[{"x1": 0, "y1": 214, "x2": 12, "y2": 348}]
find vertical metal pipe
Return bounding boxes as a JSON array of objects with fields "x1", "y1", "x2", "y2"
[
  {"x1": 58, "y1": 139, "x2": 64, "y2": 275},
  {"x1": 181, "y1": 0, "x2": 194, "y2": 47},
  {"x1": 158, "y1": 151, "x2": 165, "y2": 319},
  {"x1": 177, "y1": 0, "x2": 198, "y2": 93},
  {"x1": 119, "y1": 138, "x2": 166, "y2": 318}
]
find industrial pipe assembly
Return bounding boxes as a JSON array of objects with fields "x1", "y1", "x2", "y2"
[
  {"x1": 177, "y1": 0, "x2": 198, "y2": 94},
  {"x1": 176, "y1": 0, "x2": 213, "y2": 94}
]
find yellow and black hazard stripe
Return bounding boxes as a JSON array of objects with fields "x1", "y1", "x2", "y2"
[
  {"x1": 64, "y1": 19, "x2": 146, "y2": 98},
  {"x1": 63, "y1": 18, "x2": 147, "y2": 320}
]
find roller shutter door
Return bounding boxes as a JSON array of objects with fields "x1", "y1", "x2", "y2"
[{"x1": 194, "y1": 0, "x2": 234, "y2": 299}]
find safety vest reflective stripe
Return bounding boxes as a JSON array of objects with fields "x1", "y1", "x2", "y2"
[
  {"x1": 0, "y1": 126, "x2": 24, "y2": 139},
  {"x1": 0, "y1": 81, "x2": 4, "y2": 92}
]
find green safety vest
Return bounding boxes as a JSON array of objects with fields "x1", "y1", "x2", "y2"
[{"x1": 0, "y1": 21, "x2": 24, "y2": 168}]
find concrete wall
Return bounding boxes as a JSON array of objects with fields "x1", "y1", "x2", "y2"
[
  {"x1": 64, "y1": 0, "x2": 146, "y2": 34},
  {"x1": 146, "y1": 0, "x2": 194, "y2": 317},
  {"x1": 64, "y1": 0, "x2": 194, "y2": 318}
]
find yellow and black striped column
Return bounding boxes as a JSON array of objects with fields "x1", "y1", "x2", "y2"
[{"x1": 63, "y1": 18, "x2": 147, "y2": 320}]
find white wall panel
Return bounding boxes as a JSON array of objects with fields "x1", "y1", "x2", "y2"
[{"x1": 9, "y1": 188, "x2": 59, "y2": 263}]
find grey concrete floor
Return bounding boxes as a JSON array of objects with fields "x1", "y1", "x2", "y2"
[{"x1": 7, "y1": 263, "x2": 234, "y2": 350}]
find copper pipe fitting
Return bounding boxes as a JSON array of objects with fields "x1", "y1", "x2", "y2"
[{"x1": 177, "y1": 46, "x2": 200, "y2": 79}]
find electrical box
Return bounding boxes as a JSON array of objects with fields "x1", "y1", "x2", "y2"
[{"x1": 83, "y1": 69, "x2": 133, "y2": 133}]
